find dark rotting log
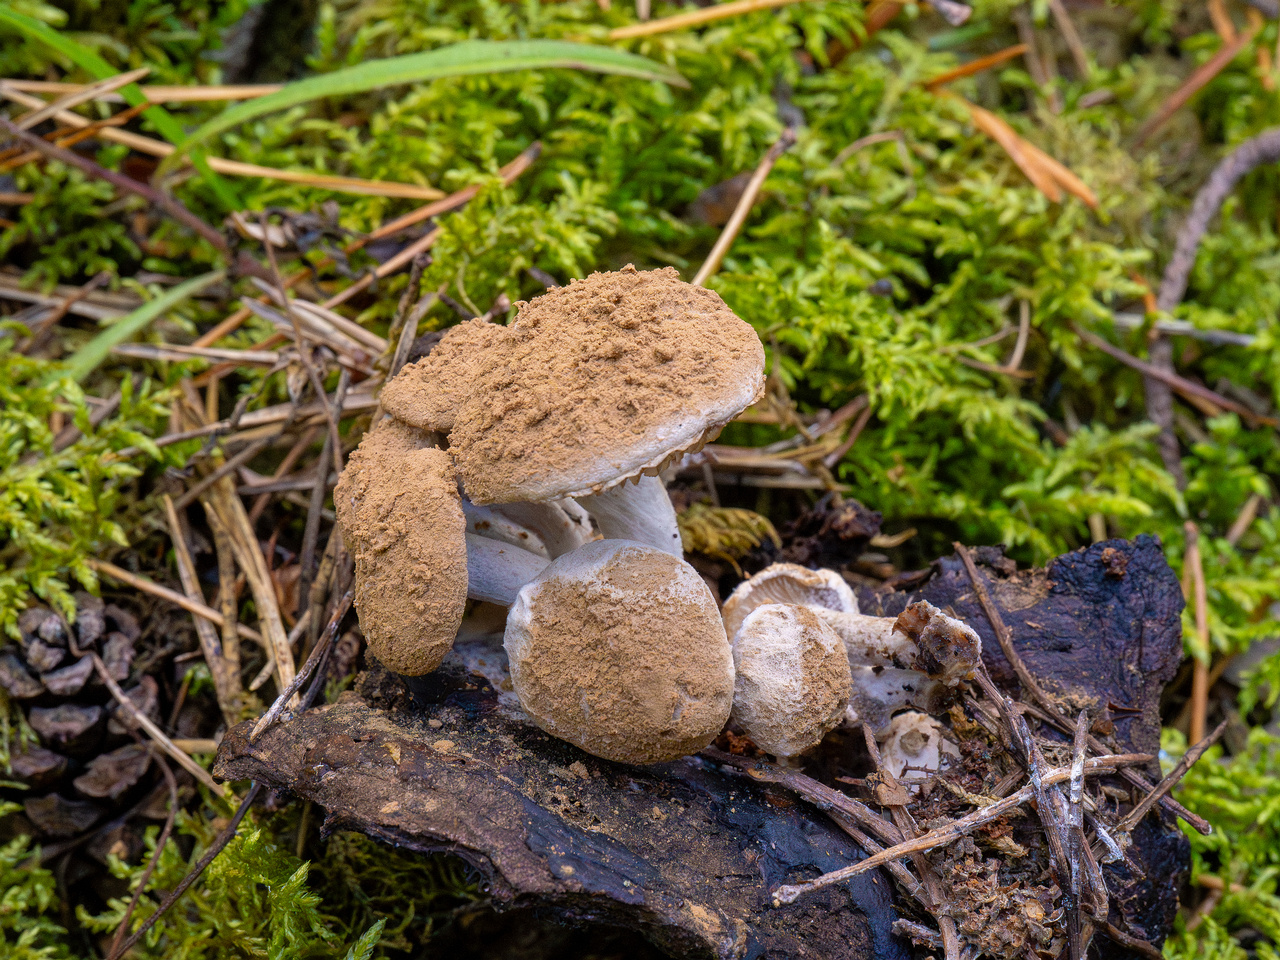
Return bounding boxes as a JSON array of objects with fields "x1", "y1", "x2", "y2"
[
  {"x1": 215, "y1": 535, "x2": 1189, "y2": 958},
  {"x1": 859, "y1": 534, "x2": 1190, "y2": 953},
  {"x1": 217, "y1": 665, "x2": 906, "y2": 960}
]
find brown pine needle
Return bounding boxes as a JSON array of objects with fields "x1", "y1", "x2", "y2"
[
  {"x1": 923, "y1": 44, "x2": 1028, "y2": 90},
  {"x1": 610, "y1": 0, "x2": 817, "y2": 39},
  {"x1": 8, "y1": 68, "x2": 150, "y2": 130},
  {"x1": 1133, "y1": 21, "x2": 1262, "y2": 147},
  {"x1": 692, "y1": 126, "x2": 796, "y2": 286},
  {"x1": 0, "y1": 85, "x2": 446, "y2": 200},
  {"x1": 951, "y1": 96, "x2": 1062, "y2": 202},
  {"x1": 0, "y1": 78, "x2": 282, "y2": 103},
  {"x1": 1184, "y1": 522, "x2": 1211, "y2": 744},
  {"x1": 1019, "y1": 137, "x2": 1099, "y2": 208},
  {"x1": 87, "y1": 557, "x2": 263, "y2": 645}
]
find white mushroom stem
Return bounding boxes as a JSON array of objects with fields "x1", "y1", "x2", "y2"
[
  {"x1": 577, "y1": 474, "x2": 683, "y2": 557},
  {"x1": 847, "y1": 666, "x2": 946, "y2": 734},
  {"x1": 491, "y1": 500, "x2": 594, "y2": 558},
  {"x1": 811, "y1": 610, "x2": 922, "y2": 671},
  {"x1": 462, "y1": 500, "x2": 551, "y2": 558},
  {"x1": 465, "y1": 534, "x2": 549, "y2": 606}
]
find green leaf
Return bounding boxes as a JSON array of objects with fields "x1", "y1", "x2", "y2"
[
  {"x1": 0, "y1": 3, "x2": 240, "y2": 209},
  {"x1": 58, "y1": 270, "x2": 225, "y2": 383},
  {"x1": 159, "y1": 39, "x2": 688, "y2": 175}
]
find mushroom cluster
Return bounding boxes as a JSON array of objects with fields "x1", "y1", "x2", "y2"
[
  {"x1": 338, "y1": 266, "x2": 767, "y2": 763},
  {"x1": 339, "y1": 266, "x2": 983, "y2": 769}
]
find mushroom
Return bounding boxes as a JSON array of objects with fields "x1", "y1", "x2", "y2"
[
  {"x1": 334, "y1": 418, "x2": 468, "y2": 676},
  {"x1": 448, "y1": 266, "x2": 766, "y2": 556},
  {"x1": 847, "y1": 667, "x2": 946, "y2": 733},
  {"x1": 721, "y1": 563, "x2": 858, "y2": 645},
  {"x1": 723, "y1": 566, "x2": 982, "y2": 682},
  {"x1": 461, "y1": 496, "x2": 594, "y2": 560},
  {"x1": 504, "y1": 539, "x2": 735, "y2": 764},
  {"x1": 730, "y1": 603, "x2": 851, "y2": 763},
  {"x1": 336, "y1": 419, "x2": 552, "y2": 673},
  {"x1": 878, "y1": 710, "x2": 959, "y2": 786},
  {"x1": 379, "y1": 318, "x2": 509, "y2": 433}
]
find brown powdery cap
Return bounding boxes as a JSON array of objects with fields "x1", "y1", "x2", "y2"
[
  {"x1": 380, "y1": 319, "x2": 509, "y2": 433},
  {"x1": 334, "y1": 418, "x2": 467, "y2": 676},
  {"x1": 504, "y1": 539, "x2": 735, "y2": 764},
  {"x1": 730, "y1": 604, "x2": 851, "y2": 760},
  {"x1": 450, "y1": 266, "x2": 766, "y2": 503}
]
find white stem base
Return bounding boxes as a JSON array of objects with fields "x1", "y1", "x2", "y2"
[
  {"x1": 578, "y1": 474, "x2": 683, "y2": 557},
  {"x1": 465, "y1": 534, "x2": 549, "y2": 606}
]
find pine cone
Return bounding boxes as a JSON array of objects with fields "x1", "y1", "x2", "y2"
[{"x1": 1, "y1": 592, "x2": 212, "y2": 898}]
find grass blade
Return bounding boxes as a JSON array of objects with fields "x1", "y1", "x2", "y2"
[
  {"x1": 0, "y1": 4, "x2": 240, "y2": 208},
  {"x1": 160, "y1": 39, "x2": 687, "y2": 174},
  {"x1": 61, "y1": 270, "x2": 226, "y2": 383}
]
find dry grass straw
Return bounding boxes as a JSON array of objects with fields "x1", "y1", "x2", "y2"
[
  {"x1": 609, "y1": 0, "x2": 817, "y2": 39},
  {"x1": 162, "y1": 494, "x2": 243, "y2": 724},
  {"x1": 201, "y1": 472, "x2": 297, "y2": 698},
  {"x1": 0, "y1": 84, "x2": 446, "y2": 200},
  {"x1": 87, "y1": 557, "x2": 261, "y2": 645}
]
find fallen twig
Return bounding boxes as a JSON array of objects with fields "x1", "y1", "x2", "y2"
[
  {"x1": 90, "y1": 653, "x2": 229, "y2": 798},
  {"x1": 87, "y1": 557, "x2": 261, "y2": 644},
  {"x1": 692, "y1": 126, "x2": 797, "y2": 287},
  {"x1": 1116, "y1": 719, "x2": 1227, "y2": 834},
  {"x1": 106, "y1": 754, "x2": 177, "y2": 960},
  {"x1": 0, "y1": 117, "x2": 228, "y2": 252}
]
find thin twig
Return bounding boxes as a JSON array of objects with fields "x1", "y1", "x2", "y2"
[
  {"x1": 171, "y1": 436, "x2": 274, "y2": 512},
  {"x1": 954, "y1": 543, "x2": 1057, "y2": 712},
  {"x1": 692, "y1": 127, "x2": 797, "y2": 287},
  {"x1": 1184, "y1": 521, "x2": 1211, "y2": 744},
  {"x1": 90, "y1": 654, "x2": 229, "y2": 798},
  {"x1": 1116, "y1": 719, "x2": 1227, "y2": 833},
  {"x1": 108, "y1": 782, "x2": 261, "y2": 959},
  {"x1": 298, "y1": 370, "x2": 350, "y2": 619},
  {"x1": 1046, "y1": 0, "x2": 1090, "y2": 78},
  {"x1": 250, "y1": 587, "x2": 353, "y2": 738},
  {"x1": 1226, "y1": 493, "x2": 1264, "y2": 546},
  {"x1": 771, "y1": 754, "x2": 1150, "y2": 904},
  {"x1": 0, "y1": 118, "x2": 227, "y2": 252},
  {"x1": 87, "y1": 557, "x2": 261, "y2": 644},
  {"x1": 1072, "y1": 324, "x2": 1275, "y2": 426},
  {"x1": 106, "y1": 754, "x2": 176, "y2": 960}
]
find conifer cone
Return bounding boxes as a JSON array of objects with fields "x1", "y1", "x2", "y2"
[{"x1": 0, "y1": 592, "x2": 208, "y2": 884}]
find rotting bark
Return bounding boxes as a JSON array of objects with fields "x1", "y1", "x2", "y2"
[
  {"x1": 217, "y1": 665, "x2": 905, "y2": 960},
  {"x1": 215, "y1": 535, "x2": 1188, "y2": 958},
  {"x1": 858, "y1": 534, "x2": 1191, "y2": 954}
]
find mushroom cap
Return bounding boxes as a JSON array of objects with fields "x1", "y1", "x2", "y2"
[
  {"x1": 380, "y1": 319, "x2": 508, "y2": 433},
  {"x1": 504, "y1": 539, "x2": 735, "y2": 764},
  {"x1": 879, "y1": 711, "x2": 959, "y2": 783},
  {"x1": 730, "y1": 603, "x2": 852, "y2": 759},
  {"x1": 450, "y1": 266, "x2": 766, "y2": 504},
  {"x1": 721, "y1": 563, "x2": 858, "y2": 646},
  {"x1": 334, "y1": 418, "x2": 467, "y2": 676}
]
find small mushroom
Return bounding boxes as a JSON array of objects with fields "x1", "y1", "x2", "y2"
[
  {"x1": 380, "y1": 318, "x2": 509, "y2": 433},
  {"x1": 336, "y1": 419, "x2": 556, "y2": 673},
  {"x1": 335, "y1": 418, "x2": 469, "y2": 676},
  {"x1": 878, "y1": 711, "x2": 959, "y2": 786},
  {"x1": 505, "y1": 539, "x2": 735, "y2": 764},
  {"x1": 847, "y1": 667, "x2": 946, "y2": 733},
  {"x1": 449, "y1": 267, "x2": 766, "y2": 556},
  {"x1": 721, "y1": 563, "x2": 858, "y2": 645},
  {"x1": 730, "y1": 604, "x2": 851, "y2": 762}
]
